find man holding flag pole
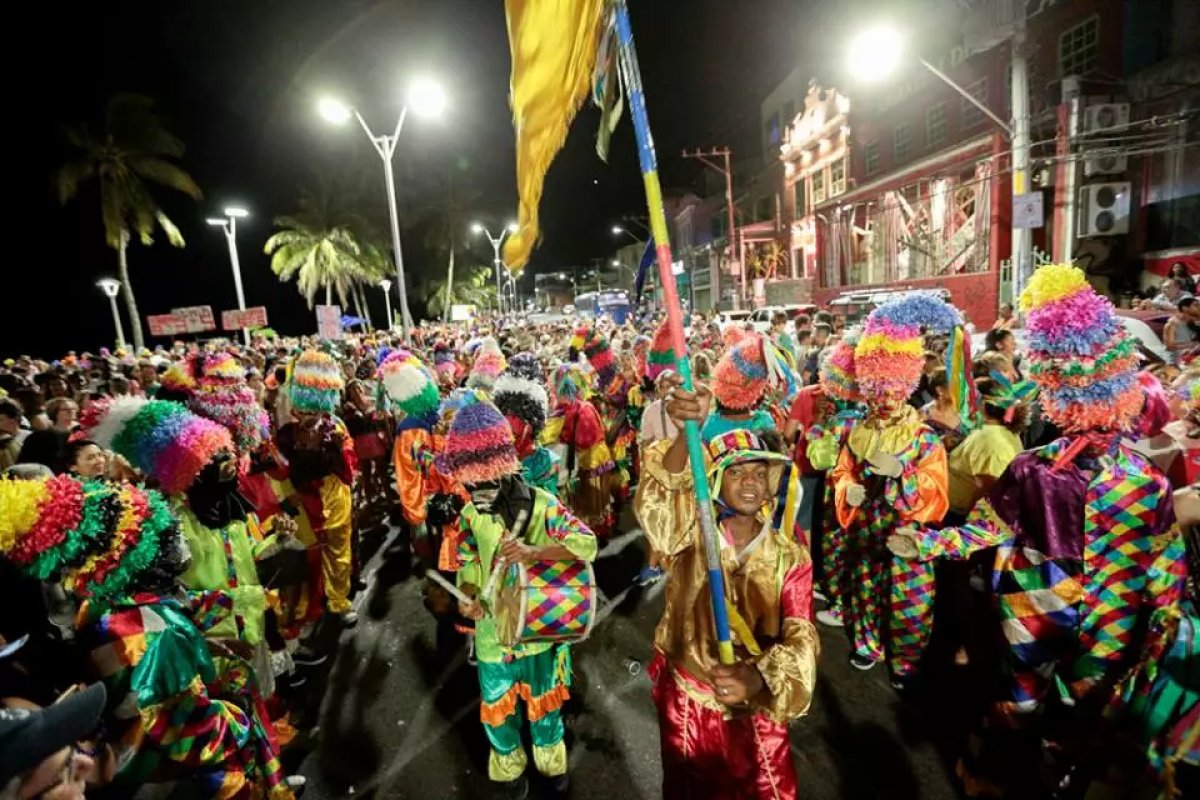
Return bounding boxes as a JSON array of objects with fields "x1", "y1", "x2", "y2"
[{"x1": 501, "y1": 1, "x2": 819, "y2": 796}]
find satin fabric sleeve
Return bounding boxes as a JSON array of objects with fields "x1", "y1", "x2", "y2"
[
  {"x1": 573, "y1": 403, "x2": 605, "y2": 450},
  {"x1": 752, "y1": 559, "x2": 819, "y2": 723},
  {"x1": 455, "y1": 519, "x2": 483, "y2": 591},
  {"x1": 892, "y1": 436, "x2": 949, "y2": 525},
  {"x1": 634, "y1": 439, "x2": 702, "y2": 559},
  {"x1": 909, "y1": 495, "x2": 1016, "y2": 561},
  {"x1": 543, "y1": 496, "x2": 598, "y2": 562},
  {"x1": 393, "y1": 431, "x2": 428, "y2": 527},
  {"x1": 830, "y1": 445, "x2": 860, "y2": 529}
]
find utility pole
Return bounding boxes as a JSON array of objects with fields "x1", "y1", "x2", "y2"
[
  {"x1": 682, "y1": 147, "x2": 734, "y2": 310},
  {"x1": 1009, "y1": 9, "x2": 1033, "y2": 308}
]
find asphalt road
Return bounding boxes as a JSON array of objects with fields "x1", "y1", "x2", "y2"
[{"x1": 291, "y1": 515, "x2": 968, "y2": 800}]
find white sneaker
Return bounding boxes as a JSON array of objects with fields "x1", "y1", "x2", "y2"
[
  {"x1": 813, "y1": 587, "x2": 828, "y2": 602},
  {"x1": 285, "y1": 775, "x2": 307, "y2": 791},
  {"x1": 816, "y1": 609, "x2": 844, "y2": 628}
]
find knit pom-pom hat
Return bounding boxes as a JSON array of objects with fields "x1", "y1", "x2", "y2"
[
  {"x1": 288, "y1": 350, "x2": 344, "y2": 414},
  {"x1": 818, "y1": 328, "x2": 862, "y2": 402},
  {"x1": 83, "y1": 397, "x2": 233, "y2": 495},
  {"x1": 493, "y1": 374, "x2": 550, "y2": 436},
  {"x1": 0, "y1": 475, "x2": 182, "y2": 602},
  {"x1": 187, "y1": 353, "x2": 269, "y2": 453},
  {"x1": 645, "y1": 319, "x2": 676, "y2": 382},
  {"x1": 1019, "y1": 264, "x2": 1141, "y2": 433},
  {"x1": 856, "y1": 292, "x2": 962, "y2": 405},
  {"x1": 379, "y1": 350, "x2": 440, "y2": 420},
  {"x1": 437, "y1": 401, "x2": 521, "y2": 486}
]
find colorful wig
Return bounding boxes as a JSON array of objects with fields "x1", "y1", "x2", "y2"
[
  {"x1": 553, "y1": 363, "x2": 592, "y2": 404},
  {"x1": 187, "y1": 353, "x2": 269, "y2": 453},
  {"x1": 506, "y1": 352, "x2": 544, "y2": 383},
  {"x1": 467, "y1": 340, "x2": 507, "y2": 393},
  {"x1": 711, "y1": 333, "x2": 796, "y2": 411},
  {"x1": 379, "y1": 350, "x2": 440, "y2": 420},
  {"x1": 856, "y1": 292, "x2": 962, "y2": 405},
  {"x1": 818, "y1": 327, "x2": 862, "y2": 402},
  {"x1": 1019, "y1": 264, "x2": 1142, "y2": 433},
  {"x1": 493, "y1": 374, "x2": 549, "y2": 436},
  {"x1": 437, "y1": 401, "x2": 521, "y2": 486},
  {"x1": 84, "y1": 397, "x2": 233, "y2": 495},
  {"x1": 288, "y1": 350, "x2": 344, "y2": 414}
]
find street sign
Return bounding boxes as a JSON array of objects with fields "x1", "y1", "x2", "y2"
[
  {"x1": 170, "y1": 305, "x2": 216, "y2": 333},
  {"x1": 147, "y1": 314, "x2": 187, "y2": 337},
  {"x1": 1013, "y1": 192, "x2": 1044, "y2": 229},
  {"x1": 316, "y1": 305, "x2": 342, "y2": 339},
  {"x1": 221, "y1": 306, "x2": 268, "y2": 331}
]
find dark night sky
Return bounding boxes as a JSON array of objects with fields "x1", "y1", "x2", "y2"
[{"x1": 11, "y1": 0, "x2": 842, "y2": 358}]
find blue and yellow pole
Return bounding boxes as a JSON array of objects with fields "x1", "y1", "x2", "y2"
[{"x1": 613, "y1": 0, "x2": 734, "y2": 665}]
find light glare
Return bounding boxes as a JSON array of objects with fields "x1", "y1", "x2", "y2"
[
  {"x1": 408, "y1": 78, "x2": 446, "y2": 118},
  {"x1": 848, "y1": 26, "x2": 904, "y2": 82},
  {"x1": 224, "y1": 206, "x2": 249, "y2": 218},
  {"x1": 318, "y1": 97, "x2": 352, "y2": 124}
]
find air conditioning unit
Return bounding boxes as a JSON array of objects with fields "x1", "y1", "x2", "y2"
[
  {"x1": 1084, "y1": 152, "x2": 1128, "y2": 176},
  {"x1": 1082, "y1": 103, "x2": 1131, "y2": 133},
  {"x1": 1077, "y1": 181, "x2": 1131, "y2": 237}
]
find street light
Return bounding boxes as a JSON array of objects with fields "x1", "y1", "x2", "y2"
[
  {"x1": 319, "y1": 78, "x2": 447, "y2": 343},
  {"x1": 611, "y1": 225, "x2": 641, "y2": 243},
  {"x1": 96, "y1": 278, "x2": 126, "y2": 350},
  {"x1": 378, "y1": 279, "x2": 394, "y2": 331},
  {"x1": 472, "y1": 220, "x2": 516, "y2": 316},
  {"x1": 207, "y1": 207, "x2": 251, "y2": 346},
  {"x1": 845, "y1": 23, "x2": 1029, "y2": 307}
]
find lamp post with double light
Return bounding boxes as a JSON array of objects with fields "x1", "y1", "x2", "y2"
[
  {"x1": 319, "y1": 78, "x2": 447, "y2": 342},
  {"x1": 206, "y1": 206, "x2": 251, "y2": 345},
  {"x1": 472, "y1": 221, "x2": 518, "y2": 316},
  {"x1": 96, "y1": 278, "x2": 126, "y2": 350},
  {"x1": 378, "y1": 279, "x2": 394, "y2": 331}
]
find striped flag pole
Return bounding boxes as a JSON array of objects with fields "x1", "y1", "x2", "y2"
[{"x1": 613, "y1": 0, "x2": 735, "y2": 665}]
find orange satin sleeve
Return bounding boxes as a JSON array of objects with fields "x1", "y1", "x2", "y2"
[
  {"x1": 393, "y1": 429, "x2": 428, "y2": 526},
  {"x1": 907, "y1": 440, "x2": 949, "y2": 525},
  {"x1": 830, "y1": 445, "x2": 859, "y2": 529}
]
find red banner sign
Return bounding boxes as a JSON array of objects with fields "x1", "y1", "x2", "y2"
[
  {"x1": 221, "y1": 306, "x2": 268, "y2": 331},
  {"x1": 170, "y1": 305, "x2": 216, "y2": 333},
  {"x1": 147, "y1": 314, "x2": 187, "y2": 337},
  {"x1": 316, "y1": 305, "x2": 342, "y2": 340}
]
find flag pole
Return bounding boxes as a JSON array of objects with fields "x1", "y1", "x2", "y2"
[{"x1": 613, "y1": 0, "x2": 735, "y2": 665}]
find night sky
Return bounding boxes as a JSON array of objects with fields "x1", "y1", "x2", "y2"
[{"x1": 12, "y1": 0, "x2": 841, "y2": 358}]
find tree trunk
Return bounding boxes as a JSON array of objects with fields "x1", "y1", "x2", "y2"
[
  {"x1": 117, "y1": 232, "x2": 145, "y2": 351},
  {"x1": 357, "y1": 284, "x2": 374, "y2": 330},
  {"x1": 324, "y1": 282, "x2": 332, "y2": 306},
  {"x1": 442, "y1": 244, "x2": 455, "y2": 323}
]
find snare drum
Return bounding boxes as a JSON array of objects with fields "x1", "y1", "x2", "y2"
[{"x1": 493, "y1": 560, "x2": 597, "y2": 648}]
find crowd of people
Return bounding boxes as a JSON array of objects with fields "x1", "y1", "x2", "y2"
[{"x1": 0, "y1": 262, "x2": 1196, "y2": 800}]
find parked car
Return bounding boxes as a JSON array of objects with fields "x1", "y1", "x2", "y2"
[
  {"x1": 715, "y1": 309, "x2": 752, "y2": 331},
  {"x1": 747, "y1": 304, "x2": 818, "y2": 333}
]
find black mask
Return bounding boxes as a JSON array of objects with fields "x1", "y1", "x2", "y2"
[{"x1": 186, "y1": 453, "x2": 253, "y2": 528}]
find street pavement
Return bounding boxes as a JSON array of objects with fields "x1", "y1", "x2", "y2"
[{"x1": 293, "y1": 516, "x2": 968, "y2": 800}]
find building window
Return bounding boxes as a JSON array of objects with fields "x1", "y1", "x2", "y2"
[
  {"x1": 926, "y1": 103, "x2": 947, "y2": 147},
  {"x1": 864, "y1": 141, "x2": 880, "y2": 175},
  {"x1": 812, "y1": 169, "x2": 826, "y2": 205},
  {"x1": 961, "y1": 77, "x2": 989, "y2": 128},
  {"x1": 1059, "y1": 16, "x2": 1099, "y2": 77},
  {"x1": 893, "y1": 122, "x2": 912, "y2": 163},
  {"x1": 755, "y1": 195, "x2": 773, "y2": 221},
  {"x1": 830, "y1": 158, "x2": 846, "y2": 196},
  {"x1": 793, "y1": 178, "x2": 806, "y2": 218}
]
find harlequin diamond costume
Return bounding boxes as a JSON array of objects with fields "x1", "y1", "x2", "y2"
[
  {"x1": 888, "y1": 266, "x2": 1190, "y2": 796},
  {"x1": 548, "y1": 363, "x2": 620, "y2": 537},
  {"x1": 440, "y1": 401, "x2": 596, "y2": 791},
  {"x1": 829, "y1": 294, "x2": 960, "y2": 679},
  {"x1": 273, "y1": 350, "x2": 357, "y2": 618},
  {"x1": 635, "y1": 429, "x2": 818, "y2": 799},
  {"x1": 0, "y1": 475, "x2": 294, "y2": 799}
]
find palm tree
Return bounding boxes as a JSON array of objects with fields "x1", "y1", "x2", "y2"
[
  {"x1": 57, "y1": 93, "x2": 202, "y2": 350},
  {"x1": 264, "y1": 179, "x2": 389, "y2": 308},
  {"x1": 424, "y1": 263, "x2": 497, "y2": 319}
]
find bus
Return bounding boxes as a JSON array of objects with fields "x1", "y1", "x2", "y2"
[{"x1": 573, "y1": 290, "x2": 631, "y2": 325}]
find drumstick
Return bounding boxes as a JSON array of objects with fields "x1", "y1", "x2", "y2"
[
  {"x1": 482, "y1": 506, "x2": 531, "y2": 606},
  {"x1": 424, "y1": 569, "x2": 475, "y2": 606}
]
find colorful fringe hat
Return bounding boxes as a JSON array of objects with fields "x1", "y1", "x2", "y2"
[
  {"x1": 156, "y1": 361, "x2": 198, "y2": 403},
  {"x1": 437, "y1": 401, "x2": 521, "y2": 486},
  {"x1": 1019, "y1": 264, "x2": 1141, "y2": 433},
  {"x1": 467, "y1": 340, "x2": 507, "y2": 393},
  {"x1": 711, "y1": 333, "x2": 795, "y2": 411},
  {"x1": 0, "y1": 475, "x2": 183, "y2": 602},
  {"x1": 82, "y1": 397, "x2": 233, "y2": 495},
  {"x1": 855, "y1": 292, "x2": 962, "y2": 405},
  {"x1": 187, "y1": 353, "x2": 269, "y2": 453},
  {"x1": 493, "y1": 374, "x2": 549, "y2": 436},
  {"x1": 818, "y1": 328, "x2": 862, "y2": 402},
  {"x1": 645, "y1": 320, "x2": 676, "y2": 382},
  {"x1": 570, "y1": 325, "x2": 617, "y2": 391},
  {"x1": 553, "y1": 362, "x2": 592, "y2": 403},
  {"x1": 379, "y1": 350, "x2": 440, "y2": 420},
  {"x1": 506, "y1": 352, "x2": 543, "y2": 383},
  {"x1": 432, "y1": 341, "x2": 458, "y2": 380},
  {"x1": 288, "y1": 350, "x2": 344, "y2": 414}
]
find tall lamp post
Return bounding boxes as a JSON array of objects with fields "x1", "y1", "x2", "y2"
[
  {"x1": 472, "y1": 221, "x2": 518, "y2": 316},
  {"x1": 206, "y1": 206, "x2": 251, "y2": 345},
  {"x1": 378, "y1": 279, "x2": 394, "y2": 331},
  {"x1": 96, "y1": 278, "x2": 126, "y2": 350},
  {"x1": 847, "y1": 24, "x2": 1030, "y2": 306},
  {"x1": 319, "y1": 78, "x2": 447, "y2": 343}
]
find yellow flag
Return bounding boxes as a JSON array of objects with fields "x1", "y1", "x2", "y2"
[{"x1": 502, "y1": 0, "x2": 607, "y2": 271}]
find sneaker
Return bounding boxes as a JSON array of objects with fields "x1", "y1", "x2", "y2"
[
  {"x1": 292, "y1": 648, "x2": 328, "y2": 668},
  {"x1": 497, "y1": 776, "x2": 529, "y2": 800},
  {"x1": 285, "y1": 775, "x2": 307, "y2": 797},
  {"x1": 816, "y1": 609, "x2": 844, "y2": 628},
  {"x1": 339, "y1": 611, "x2": 359, "y2": 628},
  {"x1": 546, "y1": 773, "x2": 570, "y2": 796},
  {"x1": 812, "y1": 587, "x2": 828, "y2": 602},
  {"x1": 850, "y1": 654, "x2": 877, "y2": 671}
]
